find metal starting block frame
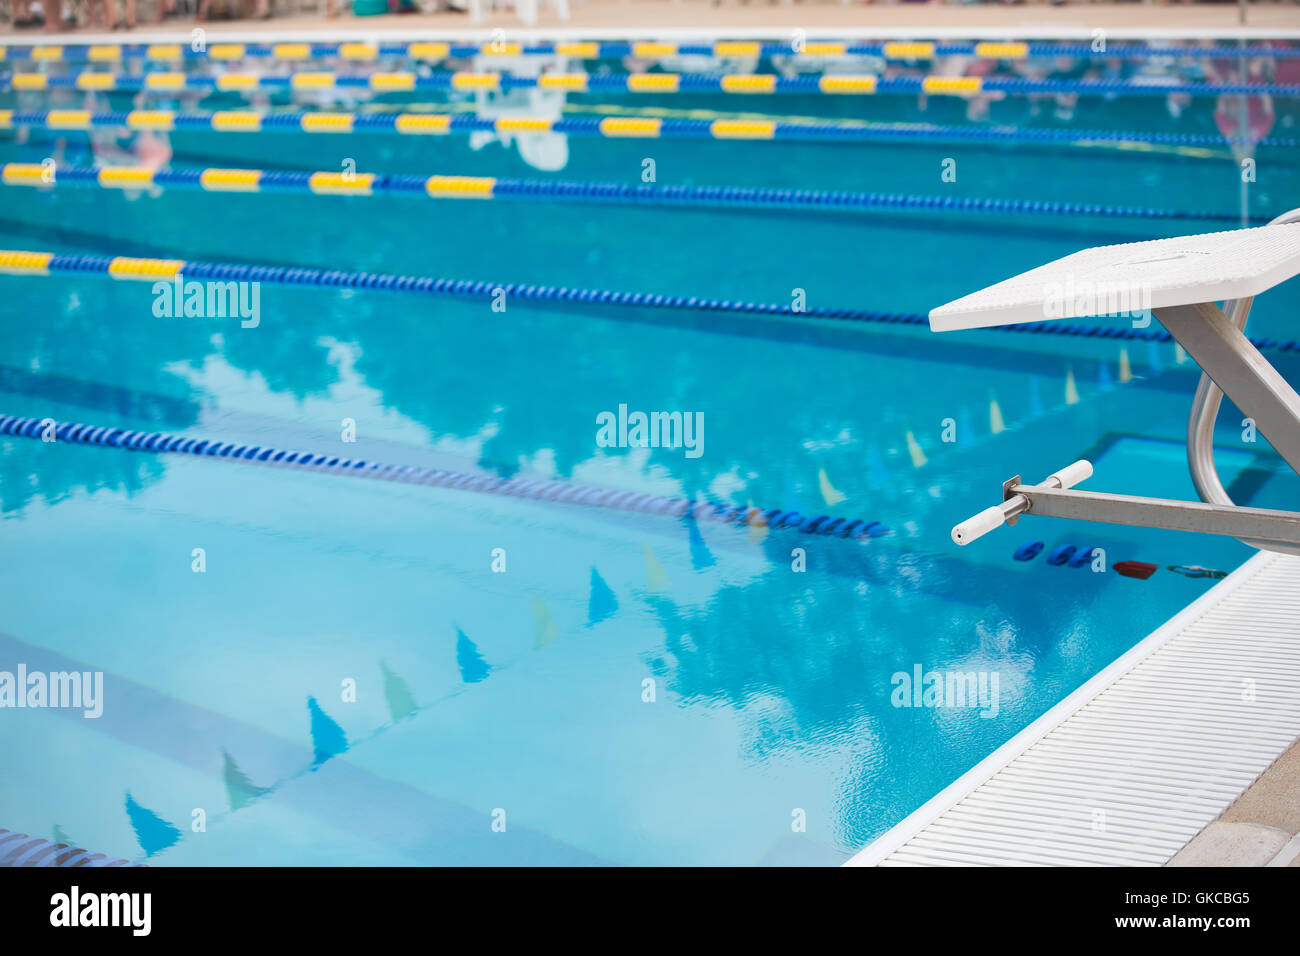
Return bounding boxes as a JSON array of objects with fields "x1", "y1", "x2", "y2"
[{"x1": 939, "y1": 211, "x2": 1300, "y2": 556}]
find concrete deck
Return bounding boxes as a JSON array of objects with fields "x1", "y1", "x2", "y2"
[{"x1": 1170, "y1": 738, "x2": 1300, "y2": 866}]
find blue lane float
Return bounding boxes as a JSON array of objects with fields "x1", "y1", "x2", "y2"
[
  {"x1": 0, "y1": 828, "x2": 145, "y2": 867},
  {"x1": 1, "y1": 39, "x2": 1298, "y2": 64},
  {"x1": 5, "y1": 108, "x2": 1297, "y2": 150},
  {"x1": 4, "y1": 250, "x2": 1297, "y2": 354},
  {"x1": 2, "y1": 40, "x2": 1298, "y2": 64},
  {"x1": 0, "y1": 414, "x2": 891, "y2": 541},
  {"x1": 5, "y1": 70, "x2": 1299, "y2": 98},
  {"x1": 1, "y1": 161, "x2": 1274, "y2": 225}
]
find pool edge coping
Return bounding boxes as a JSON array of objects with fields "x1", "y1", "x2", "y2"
[{"x1": 844, "y1": 546, "x2": 1281, "y2": 867}]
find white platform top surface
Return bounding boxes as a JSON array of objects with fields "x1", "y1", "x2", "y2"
[{"x1": 930, "y1": 221, "x2": 1300, "y2": 331}]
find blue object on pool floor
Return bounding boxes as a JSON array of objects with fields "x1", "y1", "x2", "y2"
[
  {"x1": 1013, "y1": 541, "x2": 1045, "y2": 561},
  {"x1": 455, "y1": 628, "x2": 492, "y2": 684},
  {"x1": 124, "y1": 794, "x2": 180, "y2": 858},
  {"x1": 223, "y1": 750, "x2": 271, "y2": 812},
  {"x1": 1047, "y1": 544, "x2": 1078, "y2": 566},
  {"x1": 587, "y1": 567, "x2": 620, "y2": 625},
  {"x1": 1069, "y1": 547, "x2": 1097, "y2": 568},
  {"x1": 685, "y1": 513, "x2": 717, "y2": 570},
  {"x1": 381, "y1": 661, "x2": 418, "y2": 722},
  {"x1": 308, "y1": 696, "x2": 348, "y2": 767}
]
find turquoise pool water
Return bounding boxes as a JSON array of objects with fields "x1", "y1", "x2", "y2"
[{"x1": 1, "y1": 77, "x2": 1299, "y2": 865}]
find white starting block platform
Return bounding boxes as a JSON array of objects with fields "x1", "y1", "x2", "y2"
[
  {"x1": 937, "y1": 213, "x2": 1300, "y2": 555},
  {"x1": 931, "y1": 222, "x2": 1300, "y2": 331}
]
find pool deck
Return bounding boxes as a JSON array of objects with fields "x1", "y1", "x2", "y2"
[
  {"x1": 850, "y1": 548, "x2": 1300, "y2": 867},
  {"x1": 1170, "y1": 738, "x2": 1300, "y2": 866},
  {"x1": 4, "y1": 1, "x2": 1300, "y2": 40}
]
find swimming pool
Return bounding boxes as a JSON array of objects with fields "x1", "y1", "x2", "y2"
[{"x1": 1, "y1": 38, "x2": 1299, "y2": 866}]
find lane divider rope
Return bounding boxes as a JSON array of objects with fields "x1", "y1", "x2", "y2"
[
  {"x1": 3, "y1": 108, "x2": 1294, "y2": 150},
  {"x1": 1, "y1": 40, "x2": 1297, "y2": 65},
  {"x1": 0, "y1": 828, "x2": 145, "y2": 868},
  {"x1": 0, "y1": 161, "x2": 1267, "y2": 224},
  {"x1": 0, "y1": 414, "x2": 891, "y2": 540},
  {"x1": 2, "y1": 70, "x2": 1297, "y2": 98},
  {"x1": 0, "y1": 248, "x2": 1296, "y2": 354}
]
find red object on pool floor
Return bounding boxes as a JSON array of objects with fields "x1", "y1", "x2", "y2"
[{"x1": 1114, "y1": 561, "x2": 1159, "y2": 580}]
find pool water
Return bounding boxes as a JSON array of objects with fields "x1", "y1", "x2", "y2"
[{"x1": 1, "y1": 72, "x2": 1299, "y2": 866}]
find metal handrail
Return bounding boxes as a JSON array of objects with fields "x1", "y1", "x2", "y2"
[{"x1": 1188, "y1": 206, "x2": 1300, "y2": 555}]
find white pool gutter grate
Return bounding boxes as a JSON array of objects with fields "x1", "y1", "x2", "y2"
[{"x1": 849, "y1": 549, "x2": 1300, "y2": 867}]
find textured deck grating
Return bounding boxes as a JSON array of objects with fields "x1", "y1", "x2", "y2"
[{"x1": 851, "y1": 550, "x2": 1300, "y2": 867}]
